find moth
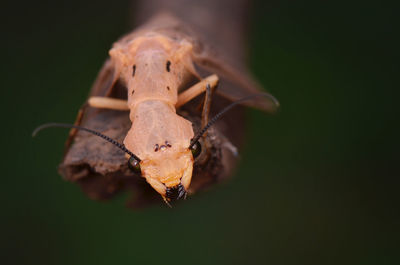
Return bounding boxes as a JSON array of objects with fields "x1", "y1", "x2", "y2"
[{"x1": 33, "y1": 14, "x2": 278, "y2": 206}]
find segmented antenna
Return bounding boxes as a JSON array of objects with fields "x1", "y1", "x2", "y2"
[
  {"x1": 32, "y1": 123, "x2": 141, "y2": 162},
  {"x1": 188, "y1": 92, "x2": 279, "y2": 149}
]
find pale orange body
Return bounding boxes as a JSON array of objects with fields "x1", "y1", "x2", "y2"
[
  {"x1": 109, "y1": 33, "x2": 198, "y2": 197},
  {"x1": 34, "y1": 14, "x2": 278, "y2": 205}
]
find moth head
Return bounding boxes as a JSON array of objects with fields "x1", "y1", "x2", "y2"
[{"x1": 130, "y1": 147, "x2": 194, "y2": 203}]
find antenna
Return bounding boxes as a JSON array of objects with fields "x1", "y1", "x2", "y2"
[
  {"x1": 32, "y1": 123, "x2": 141, "y2": 162},
  {"x1": 189, "y1": 92, "x2": 279, "y2": 149}
]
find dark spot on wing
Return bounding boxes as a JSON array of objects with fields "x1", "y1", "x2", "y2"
[
  {"x1": 166, "y1": 60, "x2": 171, "y2": 72},
  {"x1": 132, "y1": 65, "x2": 136, "y2": 77}
]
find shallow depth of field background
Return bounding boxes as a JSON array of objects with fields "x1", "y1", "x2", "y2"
[{"x1": 2, "y1": 1, "x2": 399, "y2": 264}]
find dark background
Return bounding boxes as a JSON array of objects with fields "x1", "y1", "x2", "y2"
[{"x1": 2, "y1": 0, "x2": 399, "y2": 264}]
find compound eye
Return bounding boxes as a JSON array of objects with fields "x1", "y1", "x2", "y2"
[
  {"x1": 190, "y1": 141, "x2": 202, "y2": 158},
  {"x1": 128, "y1": 156, "x2": 141, "y2": 174}
]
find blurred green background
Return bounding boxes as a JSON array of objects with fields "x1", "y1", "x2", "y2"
[{"x1": 2, "y1": 0, "x2": 399, "y2": 264}]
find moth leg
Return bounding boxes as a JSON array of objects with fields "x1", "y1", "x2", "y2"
[
  {"x1": 201, "y1": 82, "x2": 216, "y2": 129},
  {"x1": 200, "y1": 79, "x2": 218, "y2": 162},
  {"x1": 63, "y1": 102, "x2": 88, "y2": 156},
  {"x1": 176, "y1": 74, "x2": 219, "y2": 108},
  {"x1": 87, "y1": 97, "x2": 129, "y2": 111}
]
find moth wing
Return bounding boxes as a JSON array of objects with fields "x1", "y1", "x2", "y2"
[
  {"x1": 89, "y1": 59, "x2": 119, "y2": 98},
  {"x1": 63, "y1": 59, "x2": 119, "y2": 153},
  {"x1": 192, "y1": 52, "x2": 279, "y2": 113}
]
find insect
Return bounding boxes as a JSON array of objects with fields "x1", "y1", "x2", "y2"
[{"x1": 33, "y1": 14, "x2": 279, "y2": 206}]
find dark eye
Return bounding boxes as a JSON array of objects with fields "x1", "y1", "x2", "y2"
[
  {"x1": 190, "y1": 141, "x2": 202, "y2": 158},
  {"x1": 128, "y1": 156, "x2": 141, "y2": 174}
]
